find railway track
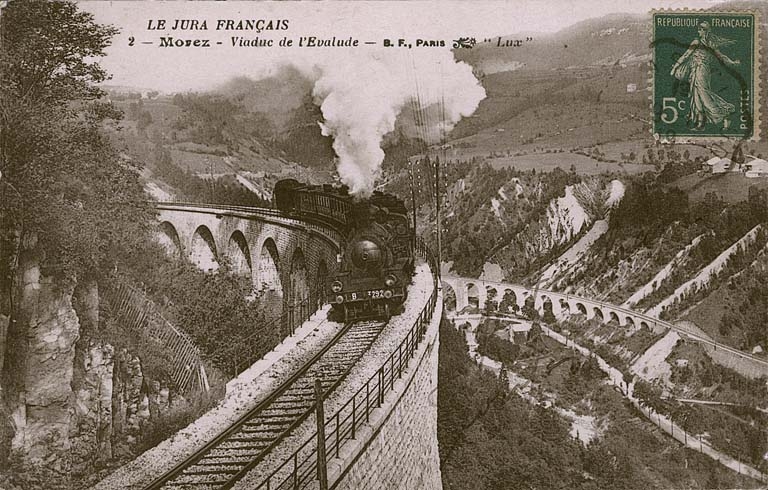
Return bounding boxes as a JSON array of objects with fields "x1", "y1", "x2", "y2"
[{"x1": 145, "y1": 319, "x2": 387, "y2": 490}]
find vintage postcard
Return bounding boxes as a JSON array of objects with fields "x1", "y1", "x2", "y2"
[{"x1": 1, "y1": 1, "x2": 768, "y2": 490}]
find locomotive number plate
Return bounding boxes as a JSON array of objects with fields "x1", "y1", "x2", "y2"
[
  {"x1": 367, "y1": 289, "x2": 385, "y2": 299},
  {"x1": 344, "y1": 289, "x2": 386, "y2": 301}
]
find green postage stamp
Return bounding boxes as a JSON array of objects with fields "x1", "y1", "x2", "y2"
[{"x1": 652, "y1": 11, "x2": 761, "y2": 140}]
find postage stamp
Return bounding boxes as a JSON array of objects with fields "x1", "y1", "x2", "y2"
[{"x1": 652, "y1": 10, "x2": 761, "y2": 141}]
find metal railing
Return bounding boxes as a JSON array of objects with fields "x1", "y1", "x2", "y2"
[
  {"x1": 222, "y1": 292, "x2": 324, "y2": 378},
  {"x1": 256, "y1": 238, "x2": 439, "y2": 490},
  {"x1": 104, "y1": 281, "x2": 209, "y2": 393}
]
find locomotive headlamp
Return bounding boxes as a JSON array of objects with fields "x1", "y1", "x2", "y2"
[
  {"x1": 336, "y1": 295, "x2": 344, "y2": 304},
  {"x1": 384, "y1": 274, "x2": 398, "y2": 287},
  {"x1": 331, "y1": 281, "x2": 343, "y2": 293},
  {"x1": 384, "y1": 290, "x2": 393, "y2": 299}
]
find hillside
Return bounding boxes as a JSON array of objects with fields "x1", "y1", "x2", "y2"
[{"x1": 455, "y1": 13, "x2": 648, "y2": 73}]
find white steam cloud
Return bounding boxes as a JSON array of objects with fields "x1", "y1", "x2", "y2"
[{"x1": 303, "y1": 51, "x2": 485, "y2": 197}]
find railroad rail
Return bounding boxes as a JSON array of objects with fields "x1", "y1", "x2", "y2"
[{"x1": 145, "y1": 319, "x2": 387, "y2": 489}]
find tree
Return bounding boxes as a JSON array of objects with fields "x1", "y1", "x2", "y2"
[
  {"x1": 1, "y1": 0, "x2": 155, "y2": 285},
  {"x1": 0, "y1": 2, "x2": 157, "y2": 467}
]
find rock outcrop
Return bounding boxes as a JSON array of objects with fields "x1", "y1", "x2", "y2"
[
  {"x1": 7, "y1": 234, "x2": 79, "y2": 475},
  {"x1": 0, "y1": 236, "x2": 188, "y2": 483}
]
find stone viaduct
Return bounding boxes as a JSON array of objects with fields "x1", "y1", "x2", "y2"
[
  {"x1": 442, "y1": 275, "x2": 768, "y2": 379},
  {"x1": 155, "y1": 203, "x2": 343, "y2": 336}
]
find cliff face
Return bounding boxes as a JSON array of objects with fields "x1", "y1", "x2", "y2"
[
  {"x1": 4, "y1": 235, "x2": 79, "y2": 475},
  {"x1": 0, "y1": 235, "x2": 181, "y2": 483}
]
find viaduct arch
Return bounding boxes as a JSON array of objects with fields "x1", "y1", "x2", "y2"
[
  {"x1": 154, "y1": 203, "x2": 342, "y2": 334},
  {"x1": 442, "y1": 274, "x2": 768, "y2": 377}
]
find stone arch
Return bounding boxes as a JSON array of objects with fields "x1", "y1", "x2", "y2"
[
  {"x1": 442, "y1": 282, "x2": 457, "y2": 312},
  {"x1": 625, "y1": 316, "x2": 635, "y2": 328},
  {"x1": 313, "y1": 260, "x2": 328, "y2": 310},
  {"x1": 640, "y1": 320, "x2": 649, "y2": 330},
  {"x1": 157, "y1": 221, "x2": 183, "y2": 258},
  {"x1": 608, "y1": 311, "x2": 620, "y2": 325},
  {"x1": 226, "y1": 230, "x2": 251, "y2": 277},
  {"x1": 500, "y1": 289, "x2": 518, "y2": 314},
  {"x1": 466, "y1": 283, "x2": 480, "y2": 310},
  {"x1": 257, "y1": 238, "x2": 281, "y2": 293},
  {"x1": 523, "y1": 295, "x2": 536, "y2": 319},
  {"x1": 286, "y1": 248, "x2": 310, "y2": 335},
  {"x1": 485, "y1": 286, "x2": 499, "y2": 312},
  {"x1": 593, "y1": 307, "x2": 605, "y2": 323},
  {"x1": 190, "y1": 225, "x2": 219, "y2": 271},
  {"x1": 575, "y1": 302, "x2": 588, "y2": 315},
  {"x1": 541, "y1": 296, "x2": 555, "y2": 322},
  {"x1": 559, "y1": 298, "x2": 570, "y2": 315}
]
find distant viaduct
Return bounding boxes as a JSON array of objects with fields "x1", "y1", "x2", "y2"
[{"x1": 442, "y1": 275, "x2": 768, "y2": 379}]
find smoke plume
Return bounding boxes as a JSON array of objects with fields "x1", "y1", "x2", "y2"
[{"x1": 306, "y1": 51, "x2": 485, "y2": 196}]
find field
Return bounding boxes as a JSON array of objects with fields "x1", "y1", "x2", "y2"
[
  {"x1": 486, "y1": 152, "x2": 650, "y2": 175},
  {"x1": 670, "y1": 172, "x2": 768, "y2": 203}
]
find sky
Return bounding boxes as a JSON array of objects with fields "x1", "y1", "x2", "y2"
[{"x1": 80, "y1": 0, "x2": 717, "y2": 93}]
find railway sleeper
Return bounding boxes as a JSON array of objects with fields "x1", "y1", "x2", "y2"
[
  {"x1": 327, "y1": 347, "x2": 368, "y2": 356},
  {"x1": 181, "y1": 464, "x2": 241, "y2": 476},
  {"x1": 345, "y1": 327, "x2": 384, "y2": 336},
  {"x1": 196, "y1": 456, "x2": 255, "y2": 466},
  {"x1": 276, "y1": 394, "x2": 315, "y2": 404},
  {"x1": 298, "y1": 375, "x2": 340, "y2": 387},
  {"x1": 319, "y1": 365, "x2": 347, "y2": 375},
  {"x1": 240, "y1": 423, "x2": 288, "y2": 434},
  {"x1": 164, "y1": 474, "x2": 232, "y2": 486},
  {"x1": 286, "y1": 380, "x2": 333, "y2": 392},
  {"x1": 230, "y1": 431, "x2": 286, "y2": 442},
  {"x1": 266, "y1": 400, "x2": 310, "y2": 411},
  {"x1": 336, "y1": 334, "x2": 377, "y2": 343},
  {"x1": 316, "y1": 358, "x2": 356, "y2": 368},
  {"x1": 241, "y1": 417, "x2": 292, "y2": 428},
  {"x1": 249, "y1": 415, "x2": 297, "y2": 425},
  {"x1": 331, "y1": 340, "x2": 373, "y2": 349},
  {"x1": 260, "y1": 405, "x2": 307, "y2": 416},
  {"x1": 219, "y1": 436, "x2": 275, "y2": 447},
  {"x1": 283, "y1": 384, "x2": 332, "y2": 396},
  {"x1": 343, "y1": 330, "x2": 382, "y2": 339},
  {"x1": 314, "y1": 361, "x2": 352, "y2": 371},
  {"x1": 208, "y1": 447, "x2": 264, "y2": 458}
]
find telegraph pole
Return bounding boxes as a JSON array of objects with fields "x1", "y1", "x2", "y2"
[
  {"x1": 315, "y1": 379, "x2": 328, "y2": 490},
  {"x1": 408, "y1": 161, "x2": 417, "y2": 248},
  {"x1": 434, "y1": 155, "x2": 442, "y2": 280}
]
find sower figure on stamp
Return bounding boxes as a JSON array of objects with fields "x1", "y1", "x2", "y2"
[{"x1": 670, "y1": 21, "x2": 741, "y2": 131}]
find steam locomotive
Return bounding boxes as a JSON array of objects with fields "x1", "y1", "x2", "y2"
[{"x1": 273, "y1": 179, "x2": 415, "y2": 321}]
